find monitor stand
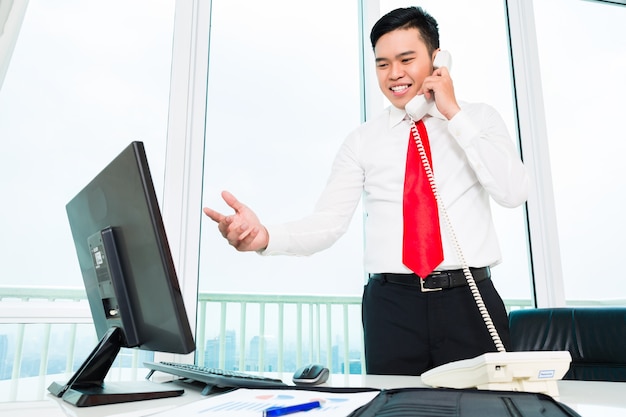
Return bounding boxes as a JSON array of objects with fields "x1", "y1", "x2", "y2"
[{"x1": 48, "y1": 327, "x2": 184, "y2": 407}]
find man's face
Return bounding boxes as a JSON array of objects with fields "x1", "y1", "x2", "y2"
[{"x1": 374, "y1": 28, "x2": 434, "y2": 110}]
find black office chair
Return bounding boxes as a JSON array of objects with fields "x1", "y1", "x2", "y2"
[{"x1": 508, "y1": 307, "x2": 626, "y2": 382}]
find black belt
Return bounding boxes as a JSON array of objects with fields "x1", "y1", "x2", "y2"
[{"x1": 369, "y1": 267, "x2": 490, "y2": 292}]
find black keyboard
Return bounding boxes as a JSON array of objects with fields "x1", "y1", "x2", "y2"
[{"x1": 144, "y1": 361, "x2": 286, "y2": 393}]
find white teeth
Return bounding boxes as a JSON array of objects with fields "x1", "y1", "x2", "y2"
[{"x1": 391, "y1": 85, "x2": 409, "y2": 92}]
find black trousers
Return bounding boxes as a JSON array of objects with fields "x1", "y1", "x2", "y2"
[{"x1": 361, "y1": 276, "x2": 511, "y2": 376}]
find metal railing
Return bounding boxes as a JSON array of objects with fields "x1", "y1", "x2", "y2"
[
  {"x1": 196, "y1": 292, "x2": 366, "y2": 375},
  {"x1": 1, "y1": 285, "x2": 624, "y2": 401}
]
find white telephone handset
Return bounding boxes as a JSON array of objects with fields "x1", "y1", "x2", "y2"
[{"x1": 404, "y1": 50, "x2": 452, "y2": 120}]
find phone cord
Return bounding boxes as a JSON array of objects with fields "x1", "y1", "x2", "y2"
[{"x1": 409, "y1": 119, "x2": 506, "y2": 353}]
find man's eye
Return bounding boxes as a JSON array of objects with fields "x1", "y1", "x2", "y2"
[
  {"x1": 377, "y1": 63, "x2": 388, "y2": 68},
  {"x1": 402, "y1": 58, "x2": 414, "y2": 64}
]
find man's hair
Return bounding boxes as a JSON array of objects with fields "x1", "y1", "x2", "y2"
[{"x1": 370, "y1": 6, "x2": 440, "y2": 55}]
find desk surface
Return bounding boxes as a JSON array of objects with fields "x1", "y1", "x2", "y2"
[{"x1": 1, "y1": 374, "x2": 625, "y2": 417}]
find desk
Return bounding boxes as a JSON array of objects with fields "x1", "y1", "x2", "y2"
[{"x1": 1, "y1": 374, "x2": 625, "y2": 417}]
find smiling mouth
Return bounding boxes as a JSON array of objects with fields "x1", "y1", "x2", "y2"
[{"x1": 390, "y1": 85, "x2": 410, "y2": 93}]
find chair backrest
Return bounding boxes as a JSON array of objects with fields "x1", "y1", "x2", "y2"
[{"x1": 508, "y1": 307, "x2": 626, "y2": 382}]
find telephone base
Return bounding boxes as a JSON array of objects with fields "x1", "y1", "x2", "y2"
[
  {"x1": 421, "y1": 351, "x2": 572, "y2": 398},
  {"x1": 476, "y1": 379, "x2": 560, "y2": 399}
]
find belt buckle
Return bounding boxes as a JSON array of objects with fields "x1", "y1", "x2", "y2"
[{"x1": 420, "y1": 272, "x2": 443, "y2": 293}]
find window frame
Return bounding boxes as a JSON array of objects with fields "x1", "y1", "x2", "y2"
[
  {"x1": 504, "y1": 0, "x2": 565, "y2": 307},
  {"x1": 158, "y1": 0, "x2": 212, "y2": 363}
]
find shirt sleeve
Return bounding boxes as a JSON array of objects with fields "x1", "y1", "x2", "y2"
[
  {"x1": 447, "y1": 105, "x2": 529, "y2": 208},
  {"x1": 261, "y1": 131, "x2": 364, "y2": 256}
]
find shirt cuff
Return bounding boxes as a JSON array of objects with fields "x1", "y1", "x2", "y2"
[
  {"x1": 258, "y1": 224, "x2": 289, "y2": 256},
  {"x1": 447, "y1": 109, "x2": 480, "y2": 148}
]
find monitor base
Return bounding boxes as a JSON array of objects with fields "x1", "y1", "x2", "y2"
[{"x1": 49, "y1": 380, "x2": 184, "y2": 407}]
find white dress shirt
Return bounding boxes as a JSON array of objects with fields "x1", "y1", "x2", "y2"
[{"x1": 262, "y1": 102, "x2": 529, "y2": 274}]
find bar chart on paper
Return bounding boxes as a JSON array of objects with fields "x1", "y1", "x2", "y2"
[{"x1": 150, "y1": 388, "x2": 379, "y2": 416}]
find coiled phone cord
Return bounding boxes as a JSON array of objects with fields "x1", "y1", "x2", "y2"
[{"x1": 409, "y1": 119, "x2": 506, "y2": 353}]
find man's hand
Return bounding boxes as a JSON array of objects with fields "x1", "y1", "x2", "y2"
[
  {"x1": 418, "y1": 66, "x2": 461, "y2": 120},
  {"x1": 203, "y1": 191, "x2": 269, "y2": 252}
]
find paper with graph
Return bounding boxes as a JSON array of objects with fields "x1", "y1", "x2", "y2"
[{"x1": 151, "y1": 387, "x2": 379, "y2": 416}]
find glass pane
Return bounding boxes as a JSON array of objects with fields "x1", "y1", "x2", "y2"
[
  {"x1": 380, "y1": 0, "x2": 532, "y2": 306},
  {"x1": 533, "y1": 0, "x2": 626, "y2": 305},
  {"x1": 0, "y1": 0, "x2": 176, "y2": 389},
  {"x1": 0, "y1": 0, "x2": 175, "y2": 288},
  {"x1": 199, "y1": 0, "x2": 362, "y2": 371},
  {"x1": 200, "y1": 1, "x2": 362, "y2": 293}
]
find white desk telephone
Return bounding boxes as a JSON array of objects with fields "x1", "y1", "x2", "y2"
[
  {"x1": 406, "y1": 49, "x2": 572, "y2": 398},
  {"x1": 405, "y1": 50, "x2": 452, "y2": 120}
]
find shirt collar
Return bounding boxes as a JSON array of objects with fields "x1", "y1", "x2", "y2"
[{"x1": 388, "y1": 103, "x2": 446, "y2": 129}]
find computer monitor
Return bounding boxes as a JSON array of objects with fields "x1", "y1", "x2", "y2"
[{"x1": 48, "y1": 141, "x2": 196, "y2": 407}]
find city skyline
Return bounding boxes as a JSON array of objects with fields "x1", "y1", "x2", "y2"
[{"x1": 0, "y1": 325, "x2": 363, "y2": 381}]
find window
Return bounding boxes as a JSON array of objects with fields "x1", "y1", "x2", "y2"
[
  {"x1": 0, "y1": 0, "x2": 175, "y2": 289},
  {"x1": 379, "y1": 0, "x2": 533, "y2": 304},
  {"x1": 197, "y1": 0, "x2": 535, "y2": 374},
  {"x1": 0, "y1": 0, "x2": 176, "y2": 393},
  {"x1": 198, "y1": 0, "x2": 363, "y2": 372},
  {"x1": 533, "y1": 0, "x2": 626, "y2": 305}
]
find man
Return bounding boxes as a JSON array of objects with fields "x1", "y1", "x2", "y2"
[{"x1": 203, "y1": 7, "x2": 528, "y2": 375}]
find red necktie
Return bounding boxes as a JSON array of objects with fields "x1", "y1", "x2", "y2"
[{"x1": 402, "y1": 120, "x2": 444, "y2": 278}]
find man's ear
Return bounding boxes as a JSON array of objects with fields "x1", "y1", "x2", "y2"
[{"x1": 431, "y1": 48, "x2": 440, "y2": 64}]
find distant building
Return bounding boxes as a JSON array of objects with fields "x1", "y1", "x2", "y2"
[
  {"x1": 204, "y1": 330, "x2": 236, "y2": 370},
  {"x1": 0, "y1": 335, "x2": 7, "y2": 379},
  {"x1": 248, "y1": 335, "x2": 278, "y2": 372}
]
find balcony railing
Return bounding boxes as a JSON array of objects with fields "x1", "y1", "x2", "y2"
[{"x1": 1, "y1": 285, "x2": 623, "y2": 401}]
